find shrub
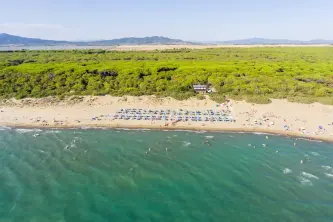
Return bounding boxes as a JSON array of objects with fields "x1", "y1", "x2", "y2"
[
  {"x1": 210, "y1": 94, "x2": 226, "y2": 103},
  {"x1": 287, "y1": 97, "x2": 316, "y2": 104},
  {"x1": 245, "y1": 96, "x2": 272, "y2": 104},
  {"x1": 196, "y1": 94, "x2": 205, "y2": 100}
]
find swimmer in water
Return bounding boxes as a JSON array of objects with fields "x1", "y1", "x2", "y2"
[
  {"x1": 300, "y1": 160, "x2": 303, "y2": 164},
  {"x1": 253, "y1": 146, "x2": 256, "y2": 149},
  {"x1": 293, "y1": 143, "x2": 296, "y2": 146},
  {"x1": 306, "y1": 156, "x2": 310, "y2": 161},
  {"x1": 276, "y1": 150, "x2": 279, "y2": 153},
  {"x1": 204, "y1": 140, "x2": 211, "y2": 146}
]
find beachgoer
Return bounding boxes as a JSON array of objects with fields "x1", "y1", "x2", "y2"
[{"x1": 204, "y1": 140, "x2": 211, "y2": 146}]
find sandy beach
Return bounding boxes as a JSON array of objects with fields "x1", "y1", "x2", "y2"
[
  {"x1": 2, "y1": 44, "x2": 332, "y2": 52},
  {"x1": 112, "y1": 44, "x2": 333, "y2": 51},
  {"x1": 1, "y1": 95, "x2": 333, "y2": 142}
]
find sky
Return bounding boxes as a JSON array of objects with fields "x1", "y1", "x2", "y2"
[{"x1": 1, "y1": 0, "x2": 333, "y2": 41}]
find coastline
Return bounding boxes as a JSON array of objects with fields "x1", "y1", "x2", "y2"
[
  {"x1": 2, "y1": 120, "x2": 332, "y2": 143},
  {"x1": 1, "y1": 95, "x2": 333, "y2": 142},
  {"x1": 2, "y1": 44, "x2": 332, "y2": 52}
]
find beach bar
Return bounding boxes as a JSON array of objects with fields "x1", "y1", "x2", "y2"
[{"x1": 193, "y1": 84, "x2": 208, "y2": 94}]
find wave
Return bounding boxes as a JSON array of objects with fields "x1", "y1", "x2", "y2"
[
  {"x1": 283, "y1": 168, "x2": 292, "y2": 174},
  {"x1": 322, "y1": 165, "x2": 332, "y2": 170},
  {"x1": 43, "y1": 130, "x2": 61, "y2": 134},
  {"x1": 297, "y1": 138, "x2": 322, "y2": 143},
  {"x1": 115, "y1": 128, "x2": 132, "y2": 131},
  {"x1": 325, "y1": 173, "x2": 333, "y2": 179},
  {"x1": 311, "y1": 152, "x2": 320, "y2": 156},
  {"x1": 301, "y1": 172, "x2": 319, "y2": 180},
  {"x1": 114, "y1": 128, "x2": 152, "y2": 131},
  {"x1": 252, "y1": 132, "x2": 275, "y2": 136},
  {"x1": 205, "y1": 136, "x2": 214, "y2": 139},
  {"x1": 195, "y1": 131, "x2": 207, "y2": 134},
  {"x1": 64, "y1": 138, "x2": 77, "y2": 150},
  {"x1": 298, "y1": 176, "x2": 313, "y2": 186},
  {"x1": 0, "y1": 126, "x2": 11, "y2": 130},
  {"x1": 16, "y1": 128, "x2": 42, "y2": 134},
  {"x1": 183, "y1": 141, "x2": 191, "y2": 147}
]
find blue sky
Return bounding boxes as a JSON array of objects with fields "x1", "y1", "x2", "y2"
[{"x1": 1, "y1": 0, "x2": 332, "y2": 41}]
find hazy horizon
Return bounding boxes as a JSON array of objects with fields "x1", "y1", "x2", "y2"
[
  {"x1": 1, "y1": 0, "x2": 333, "y2": 41},
  {"x1": 2, "y1": 33, "x2": 333, "y2": 43}
]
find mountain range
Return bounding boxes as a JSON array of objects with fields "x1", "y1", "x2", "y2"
[
  {"x1": 207, "y1": 37, "x2": 333, "y2": 45},
  {"x1": 1, "y1": 33, "x2": 333, "y2": 46},
  {"x1": 0, "y1": 33, "x2": 191, "y2": 46}
]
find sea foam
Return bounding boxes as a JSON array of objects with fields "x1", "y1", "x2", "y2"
[
  {"x1": 322, "y1": 166, "x2": 332, "y2": 170},
  {"x1": 0, "y1": 126, "x2": 11, "y2": 130},
  {"x1": 205, "y1": 136, "x2": 214, "y2": 139},
  {"x1": 16, "y1": 128, "x2": 42, "y2": 134},
  {"x1": 311, "y1": 152, "x2": 320, "y2": 156},
  {"x1": 298, "y1": 176, "x2": 313, "y2": 186},
  {"x1": 183, "y1": 141, "x2": 191, "y2": 147},
  {"x1": 283, "y1": 168, "x2": 292, "y2": 174},
  {"x1": 301, "y1": 172, "x2": 319, "y2": 180},
  {"x1": 325, "y1": 173, "x2": 333, "y2": 179}
]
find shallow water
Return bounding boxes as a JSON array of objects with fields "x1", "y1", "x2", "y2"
[{"x1": 1, "y1": 128, "x2": 333, "y2": 221}]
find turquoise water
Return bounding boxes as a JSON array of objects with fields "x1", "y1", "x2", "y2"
[{"x1": 1, "y1": 128, "x2": 333, "y2": 222}]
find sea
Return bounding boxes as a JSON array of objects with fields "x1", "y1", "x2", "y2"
[{"x1": 0, "y1": 127, "x2": 333, "y2": 222}]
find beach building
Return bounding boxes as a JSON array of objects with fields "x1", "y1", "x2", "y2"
[{"x1": 193, "y1": 84, "x2": 208, "y2": 94}]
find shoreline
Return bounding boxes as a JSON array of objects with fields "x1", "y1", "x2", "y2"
[
  {"x1": 1, "y1": 95, "x2": 333, "y2": 143},
  {"x1": 2, "y1": 122, "x2": 332, "y2": 143},
  {"x1": 2, "y1": 44, "x2": 332, "y2": 51}
]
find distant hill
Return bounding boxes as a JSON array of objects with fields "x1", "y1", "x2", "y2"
[
  {"x1": 90, "y1": 36, "x2": 188, "y2": 45},
  {"x1": 0, "y1": 33, "x2": 69, "y2": 46},
  {"x1": 0, "y1": 33, "x2": 193, "y2": 46},
  {"x1": 2, "y1": 34, "x2": 332, "y2": 46},
  {"x1": 201, "y1": 38, "x2": 333, "y2": 45}
]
